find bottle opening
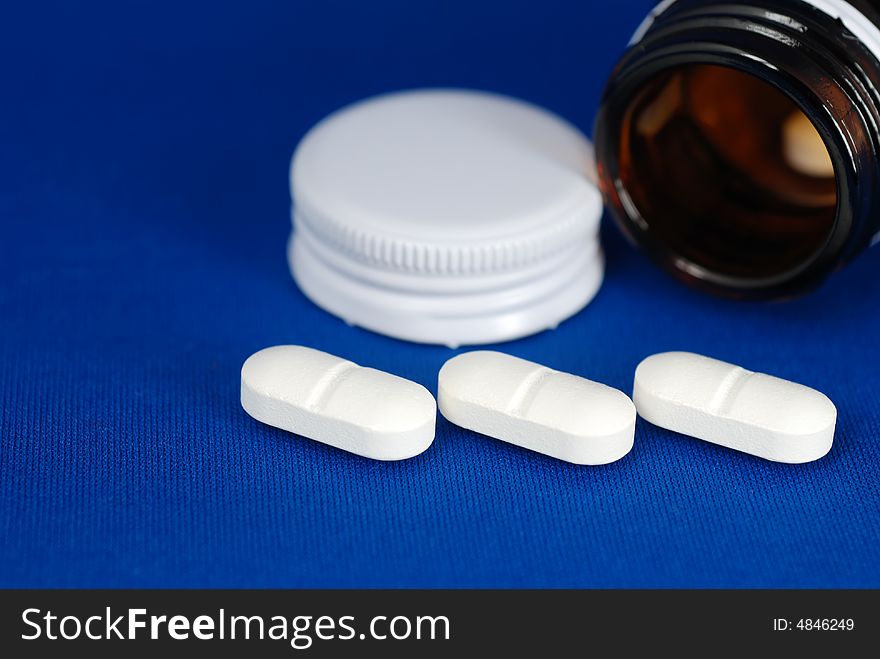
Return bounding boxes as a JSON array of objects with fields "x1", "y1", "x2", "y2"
[{"x1": 617, "y1": 64, "x2": 838, "y2": 284}]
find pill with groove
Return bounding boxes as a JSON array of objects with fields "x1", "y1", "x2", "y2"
[
  {"x1": 241, "y1": 345, "x2": 436, "y2": 461},
  {"x1": 438, "y1": 351, "x2": 636, "y2": 465},
  {"x1": 633, "y1": 352, "x2": 836, "y2": 463}
]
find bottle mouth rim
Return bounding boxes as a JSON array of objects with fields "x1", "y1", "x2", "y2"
[{"x1": 595, "y1": 40, "x2": 869, "y2": 299}]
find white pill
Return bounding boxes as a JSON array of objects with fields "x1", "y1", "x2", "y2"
[
  {"x1": 241, "y1": 346, "x2": 436, "y2": 461},
  {"x1": 633, "y1": 352, "x2": 836, "y2": 463},
  {"x1": 438, "y1": 351, "x2": 636, "y2": 465},
  {"x1": 782, "y1": 110, "x2": 835, "y2": 179}
]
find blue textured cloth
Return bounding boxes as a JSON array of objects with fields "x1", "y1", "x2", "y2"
[{"x1": 1, "y1": 0, "x2": 878, "y2": 588}]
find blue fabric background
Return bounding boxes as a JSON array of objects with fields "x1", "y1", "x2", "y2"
[{"x1": 1, "y1": 0, "x2": 878, "y2": 588}]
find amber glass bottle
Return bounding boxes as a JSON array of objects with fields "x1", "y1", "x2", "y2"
[{"x1": 595, "y1": 0, "x2": 880, "y2": 297}]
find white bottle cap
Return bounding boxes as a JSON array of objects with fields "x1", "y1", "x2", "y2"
[{"x1": 288, "y1": 89, "x2": 603, "y2": 347}]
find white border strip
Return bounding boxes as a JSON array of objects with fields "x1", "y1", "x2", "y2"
[{"x1": 629, "y1": 0, "x2": 880, "y2": 61}]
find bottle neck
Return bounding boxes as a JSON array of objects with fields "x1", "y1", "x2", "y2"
[{"x1": 597, "y1": 0, "x2": 880, "y2": 297}]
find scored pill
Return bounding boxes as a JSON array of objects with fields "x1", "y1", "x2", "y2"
[
  {"x1": 633, "y1": 352, "x2": 836, "y2": 463},
  {"x1": 241, "y1": 345, "x2": 436, "y2": 461},
  {"x1": 438, "y1": 351, "x2": 636, "y2": 465}
]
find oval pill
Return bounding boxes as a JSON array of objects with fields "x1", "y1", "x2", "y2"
[
  {"x1": 241, "y1": 345, "x2": 436, "y2": 461},
  {"x1": 782, "y1": 109, "x2": 835, "y2": 179},
  {"x1": 438, "y1": 351, "x2": 636, "y2": 465},
  {"x1": 633, "y1": 352, "x2": 836, "y2": 463}
]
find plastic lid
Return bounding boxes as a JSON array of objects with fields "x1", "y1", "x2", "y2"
[{"x1": 288, "y1": 89, "x2": 603, "y2": 347}]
